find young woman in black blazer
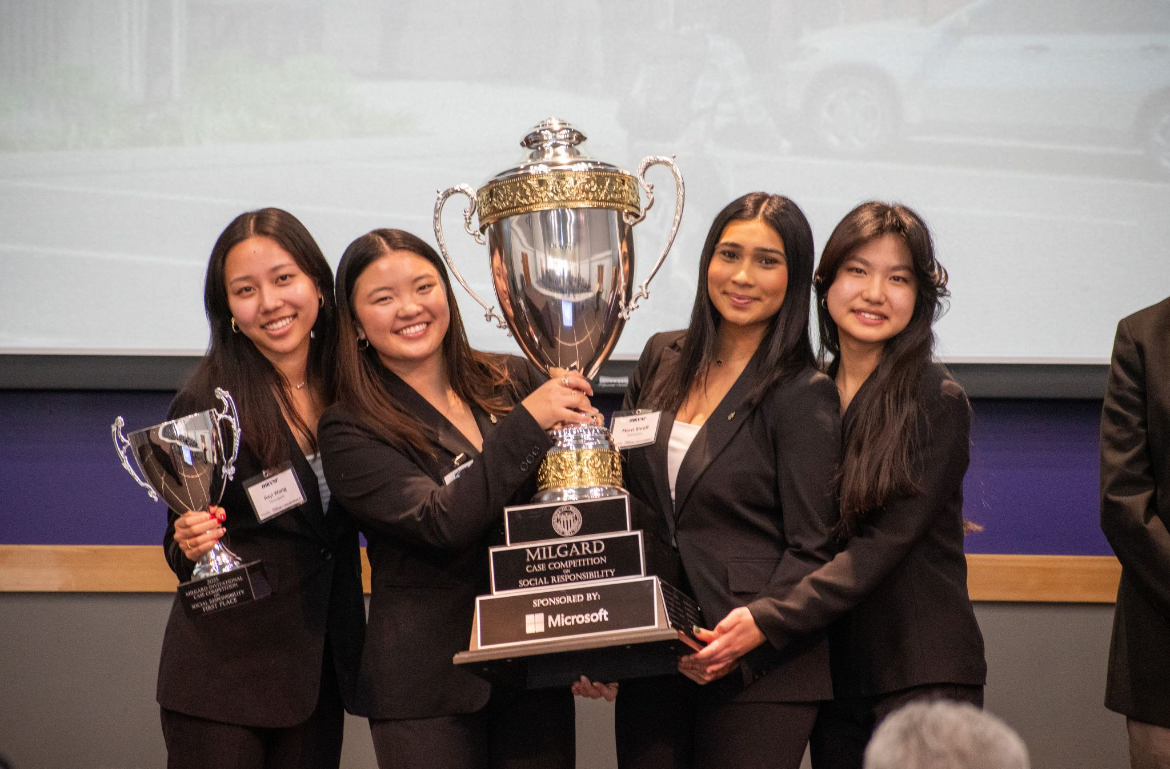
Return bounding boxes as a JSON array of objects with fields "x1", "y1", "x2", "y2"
[
  {"x1": 317, "y1": 229, "x2": 596, "y2": 769},
  {"x1": 158, "y1": 208, "x2": 366, "y2": 769},
  {"x1": 689, "y1": 202, "x2": 987, "y2": 769},
  {"x1": 607, "y1": 193, "x2": 842, "y2": 769}
]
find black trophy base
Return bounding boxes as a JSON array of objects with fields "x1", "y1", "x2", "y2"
[
  {"x1": 454, "y1": 576, "x2": 704, "y2": 689},
  {"x1": 178, "y1": 560, "x2": 270, "y2": 617},
  {"x1": 453, "y1": 627, "x2": 701, "y2": 689}
]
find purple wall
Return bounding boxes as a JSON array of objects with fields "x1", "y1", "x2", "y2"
[{"x1": 0, "y1": 390, "x2": 1111, "y2": 556}]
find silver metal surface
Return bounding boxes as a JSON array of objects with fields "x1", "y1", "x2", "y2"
[
  {"x1": 621, "y1": 155, "x2": 685, "y2": 320},
  {"x1": 488, "y1": 207, "x2": 632, "y2": 378},
  {"x1": 433, "y1": 118, "x2": 685, "y2": 378},
  {"x1": 112, "y1": 388, "x2": 244, "y2": 579}
]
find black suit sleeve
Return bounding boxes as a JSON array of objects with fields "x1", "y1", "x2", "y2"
[
  {"x1": 748, "y1": 377, "x2": 971, "y2": 651},
  {"x1": 1100, "y1": 317, "x2": 1170, "y2": 620},
  {"x1": 319, "y1": 405, "x2": 553, "y2": 551},
  {"x1": 622, "y1": 333, "x2": 658, "y2": 411},
  {"x1": 744, "y1": 374, "x2": 840, "y2": 645}
]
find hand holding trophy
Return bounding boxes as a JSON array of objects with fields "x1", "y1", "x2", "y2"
[{"x1": 112, "y1": 387, "x2": 270, "y2": 615}]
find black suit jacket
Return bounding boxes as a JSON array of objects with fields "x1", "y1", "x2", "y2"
[
  {"x1": 156, "y1": 388, "x2": 366, "y2": 727},
  {"x1": 1101, "y1": 296, "x2": 1170, "y2": 727},
  {"x1": 317, "y1": 356, "x2": 551, "y2": 719},
  {"x1": 752, "y1": 363, "x2": 986, "y2": 698},
  {"x1": 623, "y1": 331, "x2": 841, "y2": 702}
]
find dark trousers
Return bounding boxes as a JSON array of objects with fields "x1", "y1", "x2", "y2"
[
  {"x1": 160, "y1": 651, "x2": 344, "y2": 769},
  {"x1": 369, "y1": 687, "x2": 575, "y2": 769},
  {"x1": 694, "y1": 691, "x2": 818, "y2": 769},
  {"x1": 809, "y1": 682, "x2": 984, "y2": 769},
  {"x1": 614, "y1": 674, "x2": 698, "y2": 769}
]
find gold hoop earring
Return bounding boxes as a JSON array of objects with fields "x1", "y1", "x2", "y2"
[
  {"x1": 231, "y1": 317, "x2": 240, "y2": 333},
  {"x1": 819, "y1": 296, "x2": 827, "y2": 309},
  {"x1": 318, "y1": 295, "x2": 324, "y2": 308},
  {"x1": 358, "y1": 337, "x2": 369, "y2": 350}
]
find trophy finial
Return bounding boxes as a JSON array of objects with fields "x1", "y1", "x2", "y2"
[{"x1": 522, "y1": 118, "x2": 586, "y2": 156}]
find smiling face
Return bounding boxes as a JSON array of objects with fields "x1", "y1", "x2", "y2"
[
  {"x1": 223, "y1": 236, "x2": 321, "y2": 366},
  {"x1": 352, "y1": 250, "x2": 451, "y2": 376},
  {"x1": 826, "y1": 233, "x2": 918, "y2": 354},
  {"x1": 706, "y1": 217, "x2": 789, "y2": 333}
]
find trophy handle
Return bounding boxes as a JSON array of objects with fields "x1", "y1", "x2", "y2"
[
  {"x1": 111, "y1": 416, "x2": 159, "y2": 502},
  {"x1": 213, "y1": 388, "x2": 240, "y2": 485},
  {"x1": 434, "y1": 184, "x2": 510, "y2": 331},
  {"x1": 621, "y1": 155, "x2": 685, "y2": 321}
]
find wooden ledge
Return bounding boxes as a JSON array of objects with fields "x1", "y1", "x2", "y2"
[{"x1": 0, "y1": 547, "x2": 1121, "y2": 603}]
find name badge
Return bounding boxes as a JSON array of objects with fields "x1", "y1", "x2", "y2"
[
  {"x1": 444, "y1": 459, "x2": 474, "y2": 485},
  {"x1": 244, "y1": 462, "x2": 307, "y2": 522},
  {"x1": 610, "y1": 410, "x2": 662, "y2": 450}
]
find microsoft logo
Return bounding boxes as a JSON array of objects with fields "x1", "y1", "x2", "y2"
[{"x1": 525, "y1": 613, "x2": 545, "y2": 634}]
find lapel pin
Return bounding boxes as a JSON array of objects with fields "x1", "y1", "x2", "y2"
[
  {"x1": 727, "y1": 411, "x2": 736, "y2": 420},
  {"x1": 490, "y1": 413, "x2": 498, "y2": 424}
]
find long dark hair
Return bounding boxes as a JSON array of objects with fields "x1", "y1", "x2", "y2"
[
  {"x1": 657, "y1": 192, "x2": 816, "y2": 411},
  {"x1": 815, "y1": 201, "x2": 950, "y2": 537},
  {"x1": 333, "y1": 228, "x2": 514, "y2": 455},
  {"x1": 183, "y1": 207, "x2": 337, "y2": 469}
]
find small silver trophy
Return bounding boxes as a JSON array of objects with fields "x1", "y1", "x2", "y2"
[
  {"x1": 437, "y1": 119, "x2": 701, "y2": 688},
  {"x1": 112, "y1": 388, "x2": 269, "y2": 614},
  {"x1": 435, "y1": 117, "x2": 684, "y2": 503}
]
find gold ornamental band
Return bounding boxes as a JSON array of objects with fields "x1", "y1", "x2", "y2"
[
  {"x1": 536, "y1": 448, "x2": 624, "y2": 492},
  {"x1": 476, "y1": 170, "x2": 641, "y2": 229}
]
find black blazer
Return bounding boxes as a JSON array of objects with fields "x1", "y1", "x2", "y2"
[
  {"x1": 623, "y1": 331, "x2": 842, "y2": 703},
  {"x1": 751, "y1": 363, "x2": 986, "y2": 698},
  {"x1": 1101, "y1": 296, "x2": 1170, "y2": 728},
  {"x1": 157, "y1": 388, "x2": 366, "y2": 727},
  {"x1": 317, "y1": 356, "x2": 551, "y2": 720}
]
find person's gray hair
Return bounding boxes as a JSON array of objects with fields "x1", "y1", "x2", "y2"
[{"x1": 863, "y1": 700, "x2": 1029, "y2": 769}]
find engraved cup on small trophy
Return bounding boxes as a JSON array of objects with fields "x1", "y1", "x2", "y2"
[
  {"x1": 112, "y1": 387, "x2": 270, "y2": 615},
  {"x1": 435, "y1": 118, "x2": 702, "y2": 687}
]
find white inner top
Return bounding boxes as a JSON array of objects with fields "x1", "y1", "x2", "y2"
[{"x1": 668, "y1": 420, "x2": 702, "y2": 506}]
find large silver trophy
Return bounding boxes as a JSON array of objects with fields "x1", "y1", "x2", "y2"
[
  {"x1": 435, "y1": 117, "x2": 683, "y2": 503},
  {"x1": 112, "y1": 388, "x2": 269, "y2": 615},
  {"x1": 436, "y1": 118, "x2": 701, "y2": 688}
]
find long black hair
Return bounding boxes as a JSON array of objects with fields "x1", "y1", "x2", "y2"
[
  {"x1": 182, "y1": 207, "x2": 337, "y2": 469},
  {"x1": 333, "y1": 228, "x2": 514, "y2": 455},
  {"x1": 814, "y1": 201, "x2": 950, "y2": 537},
  {"x1": 657, "y1": 192, "x2": 816, "y2": 411}
]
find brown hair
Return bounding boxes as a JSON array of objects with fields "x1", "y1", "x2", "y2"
[
  {"x1": 814, "y1": 201, "x2": 951, "y2": 538},
  {"x1": 333, "y1": 228, "x2": 515, "y2": 454},
  {"x1": 655, "y1": 192, "x2": 817, "y2": 411},
  {"x1": 183, "y1": 207, "x2": 337, "y2": 469}
]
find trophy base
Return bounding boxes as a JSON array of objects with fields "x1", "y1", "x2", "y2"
[
  {"x1": 178, "y1": 560, "x2": 270, "y2": 617},
  {"x1": 453, "y1": 627, "x2": 700, "y2": 689},
  {"x1": 454, "y1": 575, "x2": 704, "y2": 689}
]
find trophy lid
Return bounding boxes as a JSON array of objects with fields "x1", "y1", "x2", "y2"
[{"x1": 475, "y1": 118, "x2": 641, "y2": 230}]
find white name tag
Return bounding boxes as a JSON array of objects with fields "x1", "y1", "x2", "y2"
[
  {"x1": 444, "y1": 459, "x2": 475, "y2": 486},
  {"x1": 610, "y1": 411, "x2": 662, "y2": 450},
  {"x1": 244, "y1": 463, "x2": 307, "y2": 522}
]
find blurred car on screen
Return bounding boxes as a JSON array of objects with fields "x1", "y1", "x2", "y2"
[{"x1": 776, "y1": 0, "x2": 1170, "y2": 173}]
